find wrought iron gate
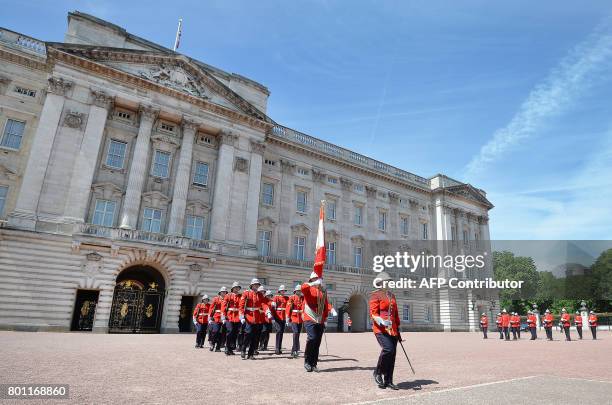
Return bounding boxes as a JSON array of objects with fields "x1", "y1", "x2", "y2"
[{"x1": 109, "y1": 280, "x2": 165, "y2": 333}]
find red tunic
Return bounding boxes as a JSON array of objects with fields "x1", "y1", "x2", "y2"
[
  {"x1": 208, "y1": 296, "x2": 224, "y2": 323},
  {"x1": 574, "y1": 315, "x2": 582, "y2": 326},
  {"x1": 543, "y1": 313, "x2": 553, "y2": 328},
  {"x1": 480, "y1": 316, "x2": 488, "y2": 328},
  {"x1": 501, "y1": 313, "x2": 510, "y2": 328},
  {"x1": 510, "y1": 315, "x2": 520, "y2": 328},
  {"x1": 272, "y1": 295, "x2": 288, "y2": 321},
  {"x1": 192, "y1": 303, "x2": 210, "y2": 324},
  {"x1": 285, "y1": 294, "x2": 304, "y2": 324},
  {"x1": 588, "y1": 314, "x2": 598, "y2": 327},
  {"x1": 527, "y1": 314, "x2": 536, "y2": 328},
  {"x1": 262, "y1": 297, "x2": 272, "y2": 324},
  {"x1": 300, "y1": 282, "x2": 330, "y2": 324},
  {"x1": 239, "y1": 290, "x2": 266, "y2": 324},
  {"x1": 560, "y1": 313, "x2": 570, "y2": 327},
  {"x1": 221, "y1": 292, "x2": 241, "y2": 323},
  {"x1": 369, "y1": 290, "x2": 400, "y2": 336},
  {"x1": 496, "y1": 315, "x2": 502, "y2": 327}
]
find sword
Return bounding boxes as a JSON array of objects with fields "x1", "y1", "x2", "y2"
[
  {"x1": 323, "y1": 328, "x2": 329, "y2": 355},
  {"x1": 398, "y1": 337, "x2": 415, "y2": 375}
]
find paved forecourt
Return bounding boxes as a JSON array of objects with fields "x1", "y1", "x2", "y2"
[{"x1": 0, "y1": 330, "x2": 611, "y2": 404}]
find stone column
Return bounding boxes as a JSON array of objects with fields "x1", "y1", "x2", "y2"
[
  {"x1": 119, "y1": 105, "x2": 158, "y2": 229},
  {"x1": 209, "y1": 131, "x2": 237, "y2": 241},
  {"x1": 9, "y1": 77, "x2": 73, "y2": 229},
  {"x1": 277, "y1": 159, "x2": 295, "y2": 256},
  {"x1": 63, "y1": 90, "x2": 113, "y2": 224},
  {"x1": 243, "y1": 140, "x2": 265, "y2": 247},
  {"x1": 167, "y1": 118, "x2": 197, "y2": 235}
]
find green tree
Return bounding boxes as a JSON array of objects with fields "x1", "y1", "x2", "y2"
[
  {"x1": 590, "y1": 248, "x2": 612, "y2": 312},
  {"x1": 493, "y1": 251, "x2": 540, "y2": 313}
]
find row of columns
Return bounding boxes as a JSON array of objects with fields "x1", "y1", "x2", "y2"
[{"x1": 9, "y1": 75, "x2": 264, "y2": 246}]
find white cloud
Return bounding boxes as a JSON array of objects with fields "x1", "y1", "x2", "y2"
[{"x1": 465, "y1": 18, "x2": 612, "y2": 178}]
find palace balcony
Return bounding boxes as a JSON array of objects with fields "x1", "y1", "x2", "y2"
[{"x1": 258, "y1": 255, "x2": 372, "y2": 276}]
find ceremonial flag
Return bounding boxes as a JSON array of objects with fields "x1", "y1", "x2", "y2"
[
  {"x1": 313, "y1": 200, "x2": 326, "y2": 278},
  {"x1": 173, "y1": 18, "x2": 183, "y2": 51}
]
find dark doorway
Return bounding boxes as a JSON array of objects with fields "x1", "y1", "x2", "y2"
[
  {"x1": 108, "y1": 265, "x2": 166, "y2": 333},
  {"x1": 179, "y1": 296, "x2": 197, "y2": 332},
  {"x1": 71, "y1": 290, "x2": 99, "y2": 331}
]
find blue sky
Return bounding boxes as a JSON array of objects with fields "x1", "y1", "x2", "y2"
[{"x1": 2, "y1": 0, "x2": 612, "y2": 240}]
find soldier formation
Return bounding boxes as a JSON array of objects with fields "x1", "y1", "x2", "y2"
[
  {"x1": 483, "y1": 308, "x2": 599, "y2": 341},
  {"x1": 191, "y1": 272, "x2": 336, "y2": 371}
]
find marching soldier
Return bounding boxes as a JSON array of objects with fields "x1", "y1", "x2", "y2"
[
  {"x1": 286, "y1": 284, "x2": 304, "y2": 359},
  {"x1": 208, "y1": 286, "x2": 228, "y2": 351},
  {"x1": 239, "y1": 278, "x2": 265, "y2": 360},
  {"x1": 588, "y1": 311, "x2": 598, "y2": 340},
  {"x1": 222, "y1": 281, "x2": 242, "y2": 356},
  {"x1": 560, "y1": 308, "x2": 571, "y2": 341},
  {"x1": 510, "y1": 312, "x2": 519, "y2": 340},
  {"x1": 543, "y1": 309, "x2": 554, "y2": 341},
  {"x1": 192, "y1": 295, "x2": 210, "y2": 348},
  {"x1": 271, "y1": 285, "x2": 289, "y2": 355},
  {"x1": 479, "y1": 313, "x2": 488, "y2": 339},
  {"x1": 501, "y1": 309, "x2": 510, "y2": 341},
  {"x1": 496, "y1": 313, "x2": 503, "y2": 339},
  {"x1": 527, "y1": 310, "x2": 537, "y2": 340},
  {"x1": 370, "y1": 272, "x2": 401, "y2": 390},
  {"x1": 574, "y1": 311, "x2": 583, "y2": 339},
  {"x1": 259, "y1": 290, "x2": 274, "y2": 351}
]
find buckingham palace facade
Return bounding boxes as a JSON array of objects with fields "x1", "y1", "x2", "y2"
[{"x1": 0, "y1": 12, "x2": 495, "y2": 333}]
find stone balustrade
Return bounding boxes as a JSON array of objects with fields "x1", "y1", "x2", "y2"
[
  {"x1": 0, "y1": 28, "x2": 46, "y2": 56},
  {"x1": 258, "y1": 255, "x2": 371, "y2": 275}
]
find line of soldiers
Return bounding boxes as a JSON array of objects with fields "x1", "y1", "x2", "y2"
[
  {"x1": 482, "y1": 308, "x2": 599, "y2": 341},
  {"x1": 192, "y1": 272, "x2": 336, "y2": 371}
]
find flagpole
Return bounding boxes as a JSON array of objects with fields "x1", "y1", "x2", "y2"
[{"x1": 173, "y1": 18, "x2": 183, "y2": 52}]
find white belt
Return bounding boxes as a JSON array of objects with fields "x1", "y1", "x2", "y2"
[
  {"x1": 292, "y1": 310, "x2": 302, "y2": 313},
  {"x1": 276, "y1": 307, "x2": 286, "y2": 311},
  {"x1": 246, "y1": 307, "x2": 259, "y2": 311},
  {"x1": 228, "y1": 308, "x2": 239, "y2": 311},
  {"x1": 214, "y1": 310, "x2": 221, "y2": 313}
]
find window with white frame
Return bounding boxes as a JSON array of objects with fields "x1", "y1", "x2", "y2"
[
  {"x1": 294, "y1": 236, "x2": 306, "y2": 260},
  {"x1": 327, "y1": 200, "x2": 336, "y2": 220},
  {"x1": 258, "y1": 230, "x2": 271, "y2": 256},
  {"x1": 0, "y1": 185, "x2": 8, "y2": 216},
  {"x1": 185, "y1": 215, "x2": 205, "y2": 240},
  {"x1": 353, "y1": 245, "x2": 363, "y2": 267},
  {"x1": 354, "y1": 184, "x2": 364, "y2": 192},
  {"x1": 354, "y1": 205, "x2": 363, "y2": 225},
  {"x1": 142, "y1": 207, "x2": 162, "y2": 233},
  {"x1": 1, "y1": 119, "x2": 25, "y2": 150},
  {"x1": 425, "y1": 304, "x2": 434, "y2": 322},
  {"x1": 378, "y1": 210, "x2": 387, "y2": 231},
  {"x1": 262, "y1": 183, "x2": 274, "y2": 206},
  {"x1": 152, "y1": 150, "x2": 171, "y2": 178},
  {"x1": 92, "y1": 199, "x2": 116, "y2": 227},
  {"x1": 297, "y1": 167, "x2": 309, "y2": 176},
  {"x1": 403, "y1": 304, "x2": 412, "y2": 322},
  {"x1": 400, "y1": 216, "x2": 409, "y2": 235},
  {"x1": 296, "y1": 191, "x2": 307, "y2": 213},
  {"x1": 422, "y1": 223, "x2": 428, "y2": 240},
  {"x1": 327, "y1": 177, "x2": 338, "y2": 185},
  {"x1": 105, "y1": 140, "x2": 127, "y2": 169},
  {"x1": 326, "y1": 241, "x2": 336, "y2": 264},
  {"x1": 193, "y1": 162, "x2": 209, "y2": 186}
]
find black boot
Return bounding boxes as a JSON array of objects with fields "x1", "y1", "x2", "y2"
[{"x1": 374, "y1": 370, "x2": 384, "y2": 387}]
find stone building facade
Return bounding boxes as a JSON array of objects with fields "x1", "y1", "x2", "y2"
[{"x1": 0, "y1": 12, "x2": 495, "y2": 333}]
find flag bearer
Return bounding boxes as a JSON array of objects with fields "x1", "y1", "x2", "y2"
[
  {"x1": 301, "y1": 272, "x2": 335, "y2": 372},
  {"x1": 560, "y1": 308, "x2": 571, "y2": 341},
  {"x1": 239, "y1": 278, "x2": 265, "y2": 359},
  {"x1": 543, "y1": 309, "x2": 554, "y2": 341},
  {"x1": 588, "y1": 311, "x2": 598, "y2": 340},
  {"x1": 480, "y1": 313, "x2": 488, "y2": 339},
  {"x1": 208, "y1": 286, "x2": 227, "y2": 351},
  {"x1": 192, "y1": 296, "x2": 210, "y2": 348},
  {"x1": 222, "y1": 281, "x2": 242, "y2": 355},
  {"x1": 271, "y1": 285, "x2": 289, "y2": 355},
  {"x1": 370, "y1": 272, "x2": 401, "y2": 390},
  {"x1": 574, "y1": 311, "x2": 583, "y2": 339},
  {"x1": 286, "y1": 284, "x2": 304, "y2": 358}
]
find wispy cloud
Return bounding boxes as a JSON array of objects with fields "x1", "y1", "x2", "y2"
[{"x1": 464, "y1": 18, "x2": 612, "y2": 178}]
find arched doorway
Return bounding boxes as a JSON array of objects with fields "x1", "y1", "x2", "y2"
[
  {"x1": 108, "y1": 265, "x2": 166, "y2": 333},
  {"x1": 347, "y1": 294, "x2": 368, "y2": 332}
]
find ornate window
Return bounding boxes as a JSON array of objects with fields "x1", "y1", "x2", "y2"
[
  {"x1": 0, "y1": 185, "x2": 7, "y2": 216},
  {"x1": 258, "y1": 230, "x2": 272, "y2": 256},
  {"x1": 400, "y1": 215, "x2": 410, "y2": 235},
  {"x1": 327, "y1": 176, "x2": 338, "y2": 185},
  {"x1": 185, "y1": 215, "x2": 205, "y2": 240},
  {"x1": 326, "y1": 200, "x2": 336, "y2": 220},
  {"x1": 92, "y1": 199, "x2": 116, "y2": 227},
  {"x1": 353, "y1": 245, "x2": 363, "y2": 267},
  {"x1": 152, "y1": 150, "x2": 171, "y2": 178},
  {"x1": 293, "y1": 236, "x2": 306, "y2": 260},
  {"x1": 1, "y1": 119, "x2": 25, "y2": 150},
  {"x1": 105, "y1": 140, "x2": 127, "y2": 169},
  {"x1": 296, "y1": 190, "x2": 307, "y2": 213},
  {"x1": 403, "y1": 304, "x2": 412, "y2": 322},
  {"x1": 262, "y1": 183, "x2": 274, "y2": 206},
  {"x1": 422, "y1": 223, "x2": 429, "y2": 240},
  {"x1": 354, "y1": 204, "x2": 363, "y2": 225},
  {"x1": 326, "y1": 241, "x2": 336, "y2": 264},
  {"x1": 193, "y1": 162, "x2": 209, "y2": 186},
  {"x1": 425, "y1": 304, "x2": 434, "y2": 322},
  {"x1": 142, "y1": 207, "x2": 162, "y2": 233},
  {"x1": 378, "y1": 210, "x2": 387, "y2": 231},
  {"x1": 463, "y1": 230, "x2": 469, "y2": 246}
]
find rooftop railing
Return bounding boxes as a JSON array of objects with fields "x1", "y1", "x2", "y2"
[
  {"x1": 269, "y1": 125, "x2": 430, "y2": 189},
  {"x1": 258, "y1": 255, "x2": 372, "y2": 276},
  {"x1": 0, "y1": 28, "x2": 46, "y2": 56}
]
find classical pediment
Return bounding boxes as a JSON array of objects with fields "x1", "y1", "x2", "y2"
[
  {"x1": 47, "y1": 44, "x2": 270, "y2": 122},
  {"x1": 444, "y1": 184, "x2": 493, "y2": 209}
]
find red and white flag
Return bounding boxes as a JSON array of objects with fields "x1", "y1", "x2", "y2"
[{"x1": 313, "y1": 201, "x2": 326, "y2": 278}]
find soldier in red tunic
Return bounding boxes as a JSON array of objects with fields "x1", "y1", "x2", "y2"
[
  {"x1": 588, "y1": 311, "x2": 598, "y2": 340},
  {"x1": 543, "y1": 309, "x2": 554, "y2": 341},
  {"x1": 560, "y1": 308, "x2": 571, "y2": 341},
  {"x1": 495, "y1": 313, "x2": 503, "y2": 339},
  {"x1": 192, "y1": 295, "x2": 210, "y2": 348},
  {"x1": 221, "y1": 281, "x2": 241, "y2": 355},
  {"x1": 271, "y1": 285, "x2": 289, "y2": 355},
  {"x1": 285, "y1": 284, "x2": 304, "y2": 359},
  {"x1": 527, "y1": 311, "x2": 537, "y2": 340},
  {"x1": 574, "y1": 311, "x2": 583, "y2": 339},
  {"x1": 501, "y1": 309, "x2": 511, "y2": 341},
  {"x1": 208, "y1": 286, "x2": 227, "y2": 351},
  {"x1": 370, "y1": 272, "x2": 401, "y2": 390},
  {"x1": 239, "y1": 278, "x2": 266, "y2": 359},
  {"x1": 301, "y1": 272, "x2": 336, "y2": 372},
  {"x1": 259, "y1": 290, "x2": 274, "y2": 351},
  {"x1": 479, "y1": 313, "x2": 488, "y2": 339}
]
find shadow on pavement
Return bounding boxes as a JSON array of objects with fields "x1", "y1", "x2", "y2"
[
  {"x1": 318, "y1": 357, "x2": 358, "y2": 362},
  {"x1": 397, "y1": 379, "x2": 439, "y2": 391},
  {"x1": 319, "y1": 366, "x2": 376, "y2": 373}
]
